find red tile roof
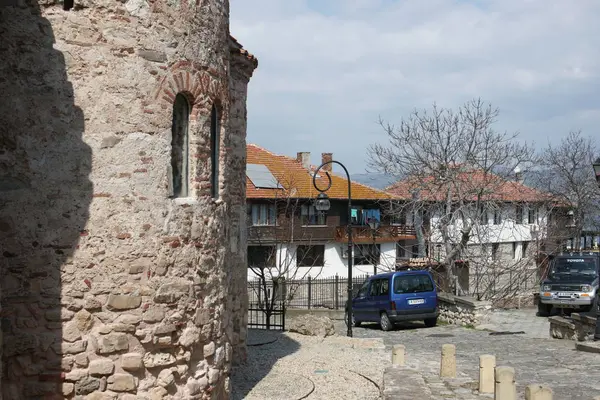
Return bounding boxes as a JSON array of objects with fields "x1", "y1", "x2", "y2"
[
  {"x1": 246, "y1": 144, "x2": 393, "y2": 200},
  {"x1": 386, "y1": 167, "x2": 551, "y2": 203}
]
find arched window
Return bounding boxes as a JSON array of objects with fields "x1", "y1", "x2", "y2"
[
  {"x1": 170, "y1": 94, "x2": 189, "y2": 198},
  {"x1": 210, "y1": 103, "x2": 220, "y2": 199}
]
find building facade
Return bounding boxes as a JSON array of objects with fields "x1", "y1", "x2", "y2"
[
  {"x1": 1, "y1": 1, "x2": 255, "y2": 398},
  {"x1": 245, "y1": 145, "x2": 416, "y2": 279},
  {"x1": 387, "y1": 168, "x2": 558, "y2": 297}
]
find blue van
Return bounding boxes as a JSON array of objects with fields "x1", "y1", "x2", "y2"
[{"x1": 346, "y1": 270, "x2": 439, "y2": 331}]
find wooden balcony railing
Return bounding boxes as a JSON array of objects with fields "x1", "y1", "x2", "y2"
[
  {"x1": 247, "y1": 224, "x2": 416, "y2": 244},
  {"x1": 334, "y1": 225, "x2": 417, "y2": 243}
]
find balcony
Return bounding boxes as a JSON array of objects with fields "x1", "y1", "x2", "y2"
[
  {"x1": 334, "y1": 225, "x2": 417, "y2": 244},
  {"x1": 248, "y1": 225, "x2": 336, "y2": 244}
]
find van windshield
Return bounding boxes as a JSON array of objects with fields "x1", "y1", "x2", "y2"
[{"x1": 393, "y1": 274, "x2": 434, "y2": 294}]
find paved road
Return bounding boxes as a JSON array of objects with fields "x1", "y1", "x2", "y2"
[
  {"x1": 476, "y1": 308, "x2": 550, "y2": 339},
  {"x1": 336, "y1": 309, "x2": 600, "y2": 400}
]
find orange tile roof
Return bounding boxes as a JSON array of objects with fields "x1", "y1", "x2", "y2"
[
  {"x1": 246, "y1": 144, "x2": 393, "y2": 200},
  {"x1": 387, "y1": 167, "x2": 551, "y2": 203}
]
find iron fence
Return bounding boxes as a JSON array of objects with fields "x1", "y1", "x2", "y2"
[
  {"x1": 247, "y1": 275, "x2": 370, "y2": 311},
  {"x1": 248, "y1": 301, "x2": 285, "y2": 330}
]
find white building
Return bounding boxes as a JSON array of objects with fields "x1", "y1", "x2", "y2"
[
  {"x1": 387, "y1": 166, "x2": 557, "y2": 297},
  {"x1": 245, "y1": 144, "x2": 416, "y2": 280}
]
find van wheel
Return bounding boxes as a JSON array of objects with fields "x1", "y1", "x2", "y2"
[
  {"x1": 349, "y1": 310, "x2": 361, "y2": 327},
  {"x1": 345, "y1": 310, "x2": 361, "y2": 327},
  {"x1": 537, "y1": 302, "x2": 552, "y2": 317},
  {"x1": 380, "y1": 312, "x2": 393, "y2": 331},
  {"x1": 424, "y1": 317, "x2": 438, "y2": 327}
]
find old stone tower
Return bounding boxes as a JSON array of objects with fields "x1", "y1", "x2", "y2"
[{"x1": 0, "y1": 0, "x2": 256, "y2": 398}]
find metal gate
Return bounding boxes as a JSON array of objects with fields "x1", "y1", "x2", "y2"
[{"x1": 247, "y1": 279, "x2": 286, "y2": 331}]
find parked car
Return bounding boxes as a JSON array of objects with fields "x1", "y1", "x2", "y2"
[
  {"x1": 345, "y1": 270, "x2": 439, "y2": 331},
  {"x1": 537, "y1": 252, "x2": 600, "y2": 316}
]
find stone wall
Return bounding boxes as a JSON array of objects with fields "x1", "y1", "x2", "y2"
[
  {"x1": 0, "y1": 0, "x2": 256, "y2": 398},
  {"x1": 549, "y1": 313, "x2": 596, "y2": 341},
  {"x1": 437, "y1": 292, "x2": 492, "y2": 326}
]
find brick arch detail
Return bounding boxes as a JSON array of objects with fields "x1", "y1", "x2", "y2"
[{"x1": 154, "y1": 61, "x2": 229, "y2": 120}]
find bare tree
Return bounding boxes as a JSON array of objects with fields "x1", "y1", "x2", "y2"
[
  {"x1": 247, "y1": 176, "x2": 325, "y2": 328},
  {"x1": 368, "y1": 98, "x2": 535, "y2": 290},
  {"x1": 533, "y1": 131, "x2": 600, "y2": 249}
]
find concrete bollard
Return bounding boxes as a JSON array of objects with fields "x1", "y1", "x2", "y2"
[
  {"x1": 392, "y1": 344, "x2": 405, "y2": 366},
  {"x1": 494, "y1": 366, "x2": 516, "y2": 400},
  {"x1": 440, "y1": 344, "x2": 456, "y2": 378},
  {"x1": 525, "y1": 385, "x2": 552, "y2": 400},
  {"x1": 479, "y1": 354, "x2": 495, "y2": 394}
]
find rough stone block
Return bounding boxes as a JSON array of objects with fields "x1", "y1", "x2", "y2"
[
  {"x1": 95, "y1": 333, "x2": 129, "y2": 354},
  {"x1": 75, "y1": 376, "x2": 101, "y2": 395},
  {"x1": 62, "y1": 383, "x2": 75, "y2": 396},
  {"x1": 65, "y1": 368, "x2": 88, "y2": 381},
  {"x1": 115, "y1": 314, "x2": 143, "y2": 325},
  {"x1": 179, "y1": 326, "x2": 202, "y2": 347},
  {"x1": 121, "y1": 353, "x2": 144, "y2": 371},
  {"x1": 137, "y1": 49, "x2": 167, "y2": 63},
  {"x1": 90, "y1": 358, "x2": 115, "y2": 376},
  {"x1": 143, "y1": 307, "x2": 165, "y2": 323},
  {"x1": 63, "y1": 320, "x2": 83, "y2": 342},
  {"x1": 52, "y1": 340, "x2": 87, "y2": 355},
  {"x1": 106, "y1": 295, "x2": 142, "y2": 311},
  {"x1": 154, "y1": 283, "x2": 191, "y2": 303},
  {"x1": 157, "y1": 369, "x2": 175, "y2": 387},
  {"x1": 75, "y1": 309, "x2": 94, "y2": 332},
  {"x1": 143, "y1": 352, "x2": 176, "y2": 368},
  {"x1": 107, "y1": 373, "x2": 137, "y2": 392}
]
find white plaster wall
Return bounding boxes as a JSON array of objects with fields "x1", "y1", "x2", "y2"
[{"x1": 429, "y1": 203, "x2": 548, "y2": 245}]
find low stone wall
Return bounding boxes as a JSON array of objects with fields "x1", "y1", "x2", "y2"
[
  {"x1": 437, "y1": 292, "x2": 492, "y2": 326},
  {"x1": 549, "y1": 313, "x2": 596, "y2": 341}
]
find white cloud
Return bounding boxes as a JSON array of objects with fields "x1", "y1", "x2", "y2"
[{"x1": 231, "y1": 0, "x2": 600, "y2": 173}]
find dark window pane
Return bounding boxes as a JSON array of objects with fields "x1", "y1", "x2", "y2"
[{"x1": 393, "y1": 274, "x2": 434, "y2": 294}]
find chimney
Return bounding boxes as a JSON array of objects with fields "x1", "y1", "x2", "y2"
[
  {"x1": 321, "y1": 153, "x2": 333, "y2": 172},
  {"x1": 296, "y1": 152, "x2": 310, "y2": 170},
  {"x1": 514, "y1": 166, "x2": 523, "y2": 184}
]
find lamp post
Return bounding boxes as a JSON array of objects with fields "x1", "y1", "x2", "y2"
[
  {"x1": 368, "y1": 219, "x2": 380, "y2": 275},
  {"x1": 312, "y1": 160, "x2": 354, "y2": 337},
  {"x1": 593, "y1": 157, "x2": 600, "y2": 341}
]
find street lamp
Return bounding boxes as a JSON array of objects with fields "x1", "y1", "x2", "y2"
[
  {"x1": 593, "y1": 157, "x2": 600, "y2": 186},
  {"x1": 312, "y1": 160, "x2": 354, "y2": 337},
  {"x1": 593, "y1": 158, "x2": 600, "y2": 341},
  {"x1": 368, "y1": 218, "x2": 380, "y2": 275}
]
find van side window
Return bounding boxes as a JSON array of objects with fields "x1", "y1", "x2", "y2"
[
  {"x1": 380, "y1": 279, "x2": 389, "y2": 296},
  {"x1": 357, "y1": 281, "x2": 369, "y2": 298},
  {"x1": 369, "y1": 280, "x2": 381, "y2": 296}
]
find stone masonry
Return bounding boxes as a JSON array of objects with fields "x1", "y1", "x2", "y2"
[{"x1": 0, "y1": 0, "x2": 256, "y2": 398}]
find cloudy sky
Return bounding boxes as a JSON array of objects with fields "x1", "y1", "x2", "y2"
[{"x1": 230, "y1": 0, "x2": 600, "y2": 175}]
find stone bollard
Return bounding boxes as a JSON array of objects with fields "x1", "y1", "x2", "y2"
[
  {"x1": 479, "y1": 354, "x2": 495, "y2": 393},
  {"x1": 525, "y1": 385, "x2": 552, "y2": 400},
  {"x1": 494, "y1": 366, "x2": 516, "y2": 400},
  {"x1": 440, "y1": 344, "x2": 456, "y2": 378},
  {"x1": 392, "y1": 344, "x2": 405, "y2": 366}
]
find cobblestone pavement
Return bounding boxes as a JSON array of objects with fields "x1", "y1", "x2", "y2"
[
  {"x1": 336, "y1": 314, "x2": 600, "y2": 400},
  {"x1": 232, "y1": 330, "x2": 388, "y2": 400},
  {"x1": 476, "y1": 308, "x2": 550, "y2": 339}
]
